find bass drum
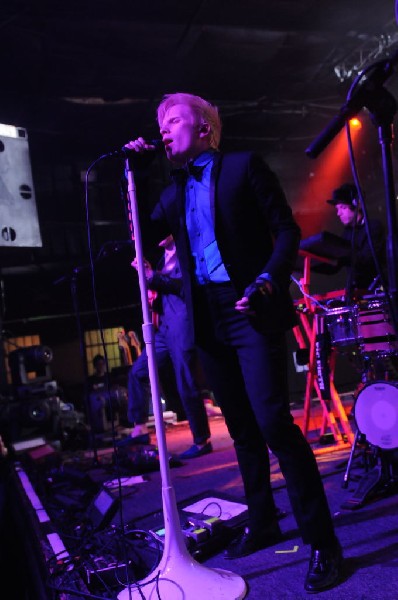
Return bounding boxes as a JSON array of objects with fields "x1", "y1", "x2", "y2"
[{"x1": 354, "y1": 381, "x2": 398, "y2": 450}]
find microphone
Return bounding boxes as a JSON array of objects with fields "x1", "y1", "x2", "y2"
[{"x1": 104, "y1": 139, "x2": 164, "y2": 158}]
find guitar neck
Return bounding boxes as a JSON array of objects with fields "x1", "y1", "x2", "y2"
[{"x1": 117, "y1": 332, "x2": 133, "y2": 366}]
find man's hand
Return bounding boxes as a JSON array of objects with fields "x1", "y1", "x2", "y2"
[
  {"x1": 235, "y1": 278, "x2": 274, "y2": 315},
  {"x1": 131, "y1": 257, "x2": 154, "y2": 280},
  {"x1": 123, "y1": 137, "x2": 158, "y2": 154},
  {"x1": 235, "y1": 295, "x2": 255, "y2": 315}
]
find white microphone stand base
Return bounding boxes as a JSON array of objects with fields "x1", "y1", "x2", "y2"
[{"x1": 117, "y1": 486, "x2": 247, "y2": 600}]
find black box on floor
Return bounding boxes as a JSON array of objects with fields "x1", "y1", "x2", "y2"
[
  {"x1": 85, "y1": 487, "x2": 119, "y2": 531},
  {"x1": 134, "y1": 490, "x2": 248, "y2": 561}
]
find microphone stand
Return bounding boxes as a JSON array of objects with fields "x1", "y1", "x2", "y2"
[
  {"x1": 70, "y1": 269, "x2": 101, "y2": 465},
  {"x1": 117, "y1": 157, "x2": 247, "y2": 600},
  {"x1": 54, "y1": 268, "x2": 100, "y2": 465},
  {"x1": 306, "y1": 55, "x2": 398, "y2": 336},
  {"x1": 372, "y1": 91, "x2": 398, "y2": 331}
]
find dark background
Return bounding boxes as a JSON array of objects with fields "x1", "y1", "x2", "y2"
[{"x1": 1, "y1": 0, "x2": 398, "y2": 401}]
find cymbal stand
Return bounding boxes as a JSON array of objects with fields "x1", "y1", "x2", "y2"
[{"x1": 341, "y1": 429, "x2": 362, "y2": 489}]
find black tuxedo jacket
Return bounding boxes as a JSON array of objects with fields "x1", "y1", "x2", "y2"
[{"x1": 150, "y1": 151, "x2": 301, "y2": 335}]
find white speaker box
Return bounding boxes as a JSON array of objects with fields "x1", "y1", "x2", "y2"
[{"x1": 0, "y1": 123, "x2": 42, "y2": 247}]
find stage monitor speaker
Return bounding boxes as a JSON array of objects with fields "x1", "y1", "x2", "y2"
[
  {"x1": 0, "y1": 123, "x2": 42, "y2": 247},
  {"x1": 85, "y1": 488, "x2": 119, "y2": 531}
]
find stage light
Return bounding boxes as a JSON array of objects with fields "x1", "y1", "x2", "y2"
[
  {"x1": 1, "y1": 395, "x2": 61, "y2": 443},
  {"x1": 26, "y1": 398, "x2": 54, "y2": 424},
  {"x1": 8, "y1": 345, "x2": 53, "y2": 386},
  {"x1": 349, "y1": 117, "x2": 362, "y2": 130}
]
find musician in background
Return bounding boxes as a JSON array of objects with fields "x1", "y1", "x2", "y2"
[
  {"x1": 119, "y1": 235, "x2": 213, "y2": 458},
  {"x1": 326, "y1": 183, "x2": 386, "y2": 296},
  {"x1": 87, "y1": 354, "x2": 109, "y2": 392}
]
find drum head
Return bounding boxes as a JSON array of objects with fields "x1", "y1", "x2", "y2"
[{"x1": 355, "y1": 381, "x2": 398, "y2": 449}]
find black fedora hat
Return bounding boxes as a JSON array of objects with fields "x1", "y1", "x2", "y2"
[{"x1": 327, "y1": 183, "x2": 358, "y2": 206}]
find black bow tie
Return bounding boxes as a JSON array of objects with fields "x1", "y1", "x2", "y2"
[{"x1": 170, "y1": 163, "x2": 205, "y2": 183}]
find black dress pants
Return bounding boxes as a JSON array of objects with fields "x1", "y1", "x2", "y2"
[{"x1": 193, "y1": 282, "x2": 336, "y2": 546}]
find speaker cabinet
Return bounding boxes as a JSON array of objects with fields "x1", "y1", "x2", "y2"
[{"x1": 0, "y1": 124, "x2": 42, "y2": 247}]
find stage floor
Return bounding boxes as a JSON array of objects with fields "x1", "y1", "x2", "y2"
[{"x1": 8, "y1": 395, "x2": 398, "y2": 599}]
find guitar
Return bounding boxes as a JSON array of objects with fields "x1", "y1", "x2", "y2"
[
  {"x1": 117, "y1": 330, "x2": 133, "y2": 366},
  {"x1": 147, "y1": 289, "x2": 159, "y2": 328},
  {"x1": 131, "y1": 256, "x2": 159, "y2": 328},
  {"x1": 117, "y1": 329, "x2": 143, "y2": 365},
  {"x1": 128, "y1": 330, "x2": 142, "y2": 359}
]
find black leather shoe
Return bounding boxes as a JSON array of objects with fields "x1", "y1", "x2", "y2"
[
  {"x1": 116, "y1": 433, "x2": 150, "y2": 447},
  {"x1": 304, "y1": 542, "x2": 343, "y2": 593},
  {"x1": 179, "y1": 441, "x2": 213, "y2": 459},
  {"x1": 224, "y1": 525, "x2": 282, "y2": 559}
]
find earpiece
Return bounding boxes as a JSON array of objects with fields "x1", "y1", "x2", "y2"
[{"x1": 350, "y1": 187, "x2": 358, "y2": 207}]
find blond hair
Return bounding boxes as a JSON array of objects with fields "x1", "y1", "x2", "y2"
[{"x1": 157, "y1": 92, "x2": 222, "y2": 150}]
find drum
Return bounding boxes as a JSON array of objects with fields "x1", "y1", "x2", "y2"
[
  {"x1": 354, "y1": 381, "x2": 398, "y2": 449},
  {"x1": 357, "y1": 296, "x2": 398, "y2": 356},
  {"x1": 324, "y1": 305, "x2": 358, "y2": 347}
]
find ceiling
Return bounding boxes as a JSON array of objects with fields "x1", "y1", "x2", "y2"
[{"x1": 1, "y1": 0, "x2": 398, "y2": 329}]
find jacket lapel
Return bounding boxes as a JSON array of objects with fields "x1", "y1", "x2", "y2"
[{"x1": 209, "y1": 152, "x2": 222, "y2": 226}]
